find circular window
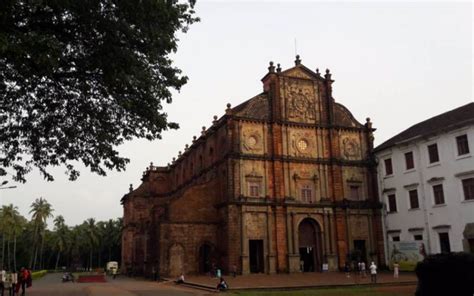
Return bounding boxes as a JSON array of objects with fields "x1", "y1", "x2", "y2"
[
  {"x1": 297, "y1": 139, "x2": 309, "y2": 151},
  {"x1": 247, "y1": 136, "x2": 257, "y2": 148}
]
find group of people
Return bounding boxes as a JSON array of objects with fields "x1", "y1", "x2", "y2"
[
  {"x1": 344, "y1": 261, "x2": 379, "y2": 283},
  {"x1": 0, "y1": 267, "x2": 32, "y2": 296}
]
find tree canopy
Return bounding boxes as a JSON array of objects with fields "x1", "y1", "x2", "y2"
[{"x1": 0, "y1": 0, "x2": 199, "y2": 182}]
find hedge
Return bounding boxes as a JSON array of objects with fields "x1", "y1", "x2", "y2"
[
  {"x1": 31, "y1": 270, "x2": 47, "y2": 280},
  {"x1": 415, "y1": 252, "x2": 474, "y2": 296}
]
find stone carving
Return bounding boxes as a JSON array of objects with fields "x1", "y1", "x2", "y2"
[
  {"x1": 291, "y1": 131, "x2": 314, "y2": 157},
  {"x1": 342, "y1": 137, "x2": 360, "y2": 159},
  {"x1": 284, "y1": 79, "x2": 317, "y2": 122},
  {"x1": 242, "y1": 128, "x2": 263, "y2": 152},
  {"x1": 285, "y1": 68, "x2": 313, "y2": 79}
]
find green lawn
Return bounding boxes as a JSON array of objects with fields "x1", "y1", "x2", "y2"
[{"x1": 230, "y1": 285, "x2": 416, "y2": 296}]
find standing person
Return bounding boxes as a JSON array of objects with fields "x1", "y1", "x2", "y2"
[
  {"x1": 11, "y1": 270, "x2": 18, "y2": 296},
  {"x1": 18, "y1": 268, "x2": 28, "y2": 296},
  {"x1": 4, "y1": 272, "x2": 11, "y2": 296},
  {"x1": 360, "y1": 261, "x2": 366, "y2": 278},
  {"x1": 369, "y1": 262, "x2": 377, "y2": 283},
  {"x1": 25, "y1": 269, "x2": 32, "y2": 289},
  {"x1": 112, "y1": 267, "x2": 117, "y2": 280},
  {"x1": 344, "y1": 262, "x2": 351, "y2": 278},
  {"x1": 393, "y1": 262, "x2": 399, "y2": 279},
  {"x1": 0, "y1": 267, "x2": 6, "y2": 296}
]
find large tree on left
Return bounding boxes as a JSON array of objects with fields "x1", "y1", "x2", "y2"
[{"x1": 0, "y1": 0, "x2": 198, "y2": 182}]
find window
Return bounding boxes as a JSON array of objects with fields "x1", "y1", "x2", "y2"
[
  {"x1": 392, "y1": 236, "x2": 400, "y2": 242},
  {"x1": 405, "y1": 152, "x2": 414, "y2": 170},
  {"x1": 350, "y1": 186, "x2": 360, "y2": 200},
  {"x1": 248, "y1": 182, "x2": 260, "y2": 197},
  {"x1": 456, "y1": 135, "x2": 470, "y2": 155},
  {"x1": 388, "y1": 194, "x2": 397, "y2": 212},
  {"x1": 414, "y1": 234, "x2": 423, "y2": 241},
  {"x1": 439, "y1": 232, "x2": 451, "y2": 253},
  {"x1": 384, "y1": 158, "x2": 393, "y2": 175},
  {"x1": 433, "y1": 184, "x2": 445, "y2": 205},
  {"x1": 428, "y1": 143, "x2": 439, "y2": 163},
  {"x1": 301, "y1": 185, "x2": 313, "y2": 203},
  {"x1": 462, "y1": 178, "x2": 474, "y2": 200},
  {"x1": 409, "y1": 189, "x2": 419, "y2": 209}
]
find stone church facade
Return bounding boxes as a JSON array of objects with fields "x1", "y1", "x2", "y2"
[{"x1": 121, "y1": 56, "x2": 385, "y2": 277}]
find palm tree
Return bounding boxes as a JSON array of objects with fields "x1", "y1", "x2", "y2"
[
  {"x1": 53, "y1": 215, "x2": 68, "y2": 270},
  {"x1": 84, "y1": 218, "x2": 99, "y2": 270},
  {"x1": 29, "y1": 197, "x2": 54, "y2": 270},
  {"x1": 0, "y1": 204, "x2": 25, "y2": 271}
]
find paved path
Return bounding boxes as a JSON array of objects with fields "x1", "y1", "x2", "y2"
[
  {"x1": 184, "y1": 271, "x2": 417, "y2": 289},
  {"x1": 26, "y1": 273, "x2": 214, "y2": 296}
]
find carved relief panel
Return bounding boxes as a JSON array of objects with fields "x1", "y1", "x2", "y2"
[
  {"x1": 340, "y1": 134, "x2": 362, "y2": 160},
  {"x1": 343, "y1": 168, "x2": 367, "y2": 201},
  {"x1": 241, "y1": 163, "x2": 266, "y2": 198},
  {"x1": 241, "y1": 124, "x2": 265, "y2": 155},
  {"x1": 289, "y1": 129, "x2": 317, "y2": 158},
  {"x1": 290, "y1": 166, "x2": 320, "y2": 203},
  {"x1": 281, "y1": 78, "x2": 319, "y2": 123}
]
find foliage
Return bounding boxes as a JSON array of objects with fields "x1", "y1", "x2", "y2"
[
  {"x1": 0, "y1": 198, "x2": 122, "y2": 271},
  {"x1": 31, "y1": 269, "x2": 47, "y2": 280},
  {"x1": 415, "y1": 252, "x2": 474, "y2": 296},
  {"x1": 0, "y1": 0, "x2": 199, "y2": 182}
]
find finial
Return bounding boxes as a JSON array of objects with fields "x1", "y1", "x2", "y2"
[
  {"x1": 226, "y1": 103, "x2": 231, "y2": 109},
  {"x1": 178, "y1": 151, "x2": 182, "y2": 156},
  {"x1": 172, "y1": 157, "x2": 176, "y2": 162},
  {"x1": 295, "y1": 55, "x2": 301, "y2": 65},
  {"x1": 150, "y1": 162, "x2": 153, "y2": 168},
  {"x1": 268, "y1": 61, "x2": 275, "y2": 73},
  {"x1": 213, "y1": 115, "x2": 218, "y2": 125},
  {"x1": 192, "y1": 136, "x2": 197, "y2": 142},
  {"x1": 325, "y1": 68, "x2": 332, "y2": 80},
  {"x1": 226, "y1": 103, "x2": 232, "y2": 115},
  {"x1": 276, "y1": 63, "x2": 281, "y2": 73},
  {"x1": 366, "y1": 117, "x2": 372, "y2": 129},
  {"x1": 185, "y1": 144, "x2": 189, "y2": 151},
  {"x1": 201, "y1": 126, "x2": 206, "y2": 135},
  {"x1": 316, "y1": 68, "x2": 321, "y2": 77},
  {"x1": 129, "y1": 184, "x2": 133, "y2": 192}
]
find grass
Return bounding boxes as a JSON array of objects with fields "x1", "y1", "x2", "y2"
[
  {"x1": 230, "y1": 285, "x2": 416, "y2": 296},
  {"x1": 31, "y1": 270, "x2": 47, "y2": 280}
]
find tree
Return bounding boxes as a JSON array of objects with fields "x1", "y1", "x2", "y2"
[
  {"x1": 84, "y1": 218, "x2": 99, "y2": 270},
  {"x1": 0, "y1": 0, "x2": 199, "y2": 182},
  {"x1": 29, "y1": 197, "x2": 54, "y2": 269},
  {"x1": 53, "y1": 215, "x2": 68, "y2": 270}
]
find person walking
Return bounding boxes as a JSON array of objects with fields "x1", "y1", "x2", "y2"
[
  {"x1": 393, "y1": 262, "x2": 399, "y2": 279},
  {"x1": 0, "y1": 267, "x2": 6, "y2": 296},
  {"x1": 360, "y1": 261, "x2": 366, "y2": 278},
  {"x1": 369, "y1": 261, "x2": 377, "y2": 283}
]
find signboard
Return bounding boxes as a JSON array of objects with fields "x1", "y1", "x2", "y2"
[{"x1": 388, "y1": 241, "x2": 427, "y2": 271}]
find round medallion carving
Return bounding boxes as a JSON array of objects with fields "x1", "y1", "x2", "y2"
[
  {"x1": 247, "y1": 136, "x2": 257, "y2": 148},
  {"x1": 297, "y1": 139, "x2": 309, "y2": 152}
]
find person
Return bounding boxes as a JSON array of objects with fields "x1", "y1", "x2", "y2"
[
  {"x1": 393, "y1": 261, "x2": 399, "y2": 279},
  {"x1": 216, "y1": 277, "x2": 228, "y2": 292},
  {"x1": 152, "y1": 265, "x2": 158, "y2": 281},
  {"x1": 11, "y1": 270, "x2": 18, "y2": 296},
  {"x1": 176, "y1": 273, "x2": 184, "y2": 284},
  {"x1": 344, "y1": 262, "x2": 351, "y2": 278},
  {"x1": 1, "y1": 267, "x2": 6, "y2": 296},
  {"x1": 25, "y1": 269, "x2": 32, "y2": 289},
  {"x1": 216, "y1": 268, "x2": 221, "y2": 278},
  {"x1": 369, "y1": 261, "x2": 377, "y2": 283},
  {"x1": 112, "y1": 268, "x2": 117, "y2": 280},
  {"x1": 4, "y1": 273, "x2": 11, "y2": 296},
  {"x1": 18, "y1": 268, "x2": 28, "y2": 296},
  {"x1": 231, "y1": 264, "x2": 237, "y2": 278},
  {"x1": 360, "y1": 261, "x2": 366, "y2": 278}
]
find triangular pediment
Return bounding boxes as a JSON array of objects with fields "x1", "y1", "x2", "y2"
[{"x1": 283, "y1": 67, "x2": 314, "y2": 79}]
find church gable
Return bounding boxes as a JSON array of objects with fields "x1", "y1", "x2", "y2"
[
  {"x1": 233, "y1": 93, "x2": 269, "y2": 120},
  {"x1": 280, "y1": 76, "x2": 321, "y2": 124},
  {"x1": 282, "y1": 67, "x2": 314, "y2": 80},
  {"x1": 334, "y1": 103, "x2": 364, "y2": 128}
]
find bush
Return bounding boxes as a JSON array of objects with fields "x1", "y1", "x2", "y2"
[
  {"x1": 31, "y1": 270, "x2": 47, "y2": 280},
  {"x1": 415, "y1": 252, "x2": 474, "y2": 296}
]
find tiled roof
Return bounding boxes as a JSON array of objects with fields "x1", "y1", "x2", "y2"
[
  {"x1": 375, "y1": 102, "x2": 474, "y2": 152},
  {"x1": 232, "y1": 93, "x2": 269, "y2": 120}
]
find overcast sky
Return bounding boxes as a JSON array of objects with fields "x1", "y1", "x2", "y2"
[{"x1": 1, "y1": 1, "x2": 472, "y2": 227}]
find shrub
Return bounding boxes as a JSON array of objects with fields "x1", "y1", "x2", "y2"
[
  {"x1": 415, "y1": 252, "x2": 474, "y2": 296},
  {"x1": 31, "y1": 270, "x2": 47, "y2": 280}
]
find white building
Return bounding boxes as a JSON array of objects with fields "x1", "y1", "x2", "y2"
[{"x1": 374, "y1": 102, "x2": 474, "y2": 263}]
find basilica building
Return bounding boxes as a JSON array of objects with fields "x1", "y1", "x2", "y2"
[{"x1": 121, "y1": 56, "x2": 385, "y2": 276}]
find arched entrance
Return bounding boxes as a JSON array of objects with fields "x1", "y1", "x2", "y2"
[
  {"x1": 198, "y1": 243, "x2": 212, "y2": 274},
  {"x1": 298, "y1": 218, "x2": 323, "y2": 272}
]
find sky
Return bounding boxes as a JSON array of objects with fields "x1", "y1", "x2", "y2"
[{"x1": 0, "y1": 1, "x2": 472, "y2": 227}]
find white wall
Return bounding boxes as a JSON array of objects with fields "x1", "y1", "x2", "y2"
[{"x1": 376, "y1": 124, "x2": 474, "y2": 262}]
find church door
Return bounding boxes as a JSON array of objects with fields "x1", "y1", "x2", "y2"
[
  {"x1": 249, "y1": 240, "x2": 264, "y2": 273},
  {"x1": 298, "y1": 218, "x2": 322, "y2": 272},
  {"x1": 199, "y1": 244, "x2": 212, "y2": 274}
]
